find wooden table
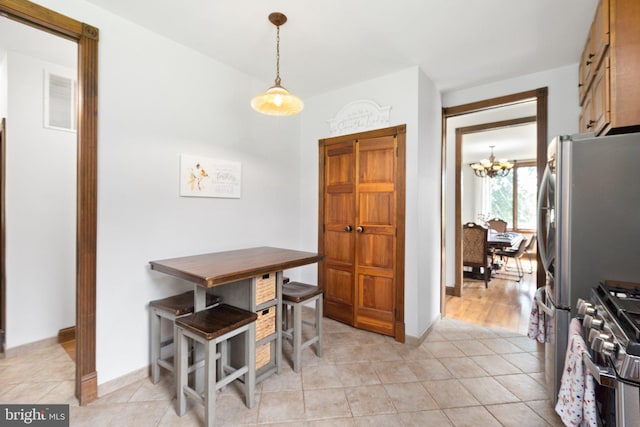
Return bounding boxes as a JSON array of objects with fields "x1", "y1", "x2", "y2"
[
  {"x1": 487, "y1": 231, "x2": 523, "y2": 250},
  {"x1": 149, "y1": 246, "x2": 322, "y2": 383}
]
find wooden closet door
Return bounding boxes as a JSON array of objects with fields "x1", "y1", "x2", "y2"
[
  {"x1": 321, "y1": 141, "x2": 356, "y2": 324},
  {"x1": 354, "y1": 135, "x2": 397, "y2": 336},
  {"x1": 318, "y1": 125, "x2": 405, "y2": 342}
]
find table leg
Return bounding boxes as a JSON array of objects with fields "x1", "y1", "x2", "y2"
[
  {"x1": 193, "y1": 285, "x2": 207, "y2": 391},
  {"x1": 194, "y1": 285, "x2": 207, "y2": 312},
  {"x1": 275, "y1": 271, "x2": 283, "y2": 375}
]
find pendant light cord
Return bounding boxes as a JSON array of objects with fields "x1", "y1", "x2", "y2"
[{"x1": 275, "y1": 25, "x2": 281, "y2": 86}]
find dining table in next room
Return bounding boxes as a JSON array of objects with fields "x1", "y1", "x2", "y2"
[{"x1": 487, "y1": 230, "x2": 523, "y2": 250}]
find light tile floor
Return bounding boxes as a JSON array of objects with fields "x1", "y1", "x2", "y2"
[{"x1": 0, "y1": 316, "x2": 563, "y2": 426}]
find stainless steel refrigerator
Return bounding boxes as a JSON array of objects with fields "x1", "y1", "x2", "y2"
[{"x1": 537, "y1": 132, "x2": 640, "y2": 404}]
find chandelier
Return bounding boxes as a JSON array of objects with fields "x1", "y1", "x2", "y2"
[
  {"x1": 251, "y1": 12, "x2": 304, "y2": 116},
  {"x1": 469, "y1": 145, "x2": 514, "y2": 178}
]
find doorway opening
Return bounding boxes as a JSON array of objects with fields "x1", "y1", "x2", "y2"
[
  {"x1": 441, "y1": 88, "x2": 547, "y2": 333},
  {"x1": 1, "y1": 15, "x2": 77, "y2": 360},
  {"x1": 0, "y1": 0, "x2": 98, "y2": 405}
]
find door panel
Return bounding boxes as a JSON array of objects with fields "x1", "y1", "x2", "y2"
[
  {"x1": 359, "y1": 192, "x2": 393, "y2": 225},
  {"x1": 356, "y1": 274, "x2": 395, "y2": 335},
  {"x1": 358, "y1": 233, "x2": 393, "y2": 269},
  {"x1": 325, "y1": 266, "x2": 354, "y2": 324},
  {"x1": 327, "y1": 193, "x2": 353, "y2": 224},
  {"x1": 359, "y1": 275, "x2": 394, "y2": 311},
  {"x1": 324, "y1": 230, "x2": 354, "y2": 264},
  {"x1": 322, "y1": 141, "x2": 356, "y2": 323},
  {"x1": 355, "y1": 135, "x2": 396, "y2": 335}
]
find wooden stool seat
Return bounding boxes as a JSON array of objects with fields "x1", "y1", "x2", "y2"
[
  {"x1": 150, "y1": 291, "x2": 220, "y2": 316},
  {"x1": 281, "y1": 281, "x2": 323, "y2": 373},
  {"x1": 149, "y1": 291, "x2": 221, "y2": 383},
  {"x1": 282, "y1": 281, "x2": 323, "y2": 303},
  {"x1": 176, "y1": 304, "x2": 257, "y2": 340},
  {"x1": 175, "y1": 304, "x2": 257, "y2": 427}
]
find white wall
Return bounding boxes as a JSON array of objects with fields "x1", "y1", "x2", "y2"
[
  {"x1": 5, "y1": 51, "x2": 77, "y2": 349},
  {"x1": 442, "y1": 64, "x2": 580, "y2": 286},
  {"x1": 30, "y1": 0, "x2": 304, "y2": 385},
  {"x1": 0, "y1": 50, "x2": 7, "y2": 117},
  {"x1": 299, "y1": 66, "x2": 442, "y2": 340},
  {"x1": 416, "y1": 69, "x2": 443, "y2": 334},
  {"x1": 443, "y1": 64, "x2": 580, "y2": 137},
  {"x1": 461, "y1": 169, "x2": 479, "y2": 224}
]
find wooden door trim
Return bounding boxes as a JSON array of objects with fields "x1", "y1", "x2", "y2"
[
  {"x1": 0, "y1": 0, "x2": 99, "y2": 404},
  {"x1": 1, "y1": 118, "x2": 5, "y2": 353},
  {"x1": 441, "y1": 88, "x2": 548, "y2": 305},
  {"x1": 318, "y1": 125, "x2": 406, "y2": 342}
]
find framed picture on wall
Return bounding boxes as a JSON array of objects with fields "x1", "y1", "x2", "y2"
[{"x1": 179, "y1": 154, "x2": 241, "y2": 198}]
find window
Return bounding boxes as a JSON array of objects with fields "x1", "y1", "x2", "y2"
[
  {"x1": 488, "y1": 161, "x2": 537, "y2": 231},
  {"x1": 44, "y1": 70, "x2": 77, "y2": 132}
]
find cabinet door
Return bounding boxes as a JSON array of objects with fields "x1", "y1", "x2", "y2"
[
  {"x1": 591, "y1": 55, "x2": 611, "y2": 135},
  {"x1": 579, "y1": 30, "x2": 593, "y2": 105},
  {"x1": 354, "y1": 135, "x2": 397, "y2": 336},
  {"x1": 579, "y1": 91, "x2": 593, "y2": 133},
  {"x1": 321, "y1": 141, "x2": 356, "y2": 324},
  {"x1": 591, "y1": 0, "x2": 610, "y2": 70}
]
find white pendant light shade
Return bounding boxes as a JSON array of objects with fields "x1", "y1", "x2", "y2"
[
  {"x1": 252, "y1": 12, "x2": 303, "y2": 116},
  {"x1": 251, "y1": 84, "x2": 304, "y2": 116}
]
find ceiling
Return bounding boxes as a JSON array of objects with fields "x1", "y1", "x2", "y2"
[
  {"x1": 2, "y1": 1, "x2": 581, "y2": 162},
  {"x1": 79, "y1": 0, "x2": 597, "y2": 97}
]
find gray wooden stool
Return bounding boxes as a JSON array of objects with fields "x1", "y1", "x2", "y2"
[
  {"x1": 149, "y1": 291, "x2": 220, "y2": 383},
  {"x1": 175, "y1": 304, "x2": 257, "y2": 427},
  {"x1": 281, "y1": 281, "x2": 323, "y2": 372}
]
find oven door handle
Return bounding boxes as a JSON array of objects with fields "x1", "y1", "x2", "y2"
[{"x1": 583, "y1": 353, "x2": 616, "y2": 388}]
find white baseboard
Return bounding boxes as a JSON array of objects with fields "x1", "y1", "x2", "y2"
[
  {"x1": 3, "y1": 335, "x2": 59, "y2": 358},
  {"x1": 98, "y1": 366, "x2": 150, "y2": 397},
  {"x1": 404, "y1": 315, "x2": 442, "y2": 346}
]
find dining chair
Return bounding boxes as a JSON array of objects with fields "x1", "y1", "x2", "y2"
[
  {"x1": 524, "y1": 234, "x2": 537, "y2": 273},
  {"x1": 496, "y1": 238, "x2": 528, "y2": 281},
  {"x1": 463, "y1": 222, "x2": 493, "y2": 288},
  {"x1": 487, "y1": 217, "x2": 508, "y2": 233}
]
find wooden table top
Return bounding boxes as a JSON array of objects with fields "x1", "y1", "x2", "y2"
[
  {"x1": 487, "y1": 232, "x2": 523, "y2": 249},
  {"x1": 149, "y1": 246, "x2": 323, "y2": 288}
]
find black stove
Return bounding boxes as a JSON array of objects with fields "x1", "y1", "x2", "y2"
[
  {"x1": 578, "y1": 281, "x2": 640, "y2": 427},
  {"x1": 582, "y1": 280, "x2": 640, "y2": 381}
]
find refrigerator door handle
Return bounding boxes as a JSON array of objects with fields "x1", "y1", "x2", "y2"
[
  {"x1": 537, "y1": 165, "x2": 553, "y2": 273},
  {"x1": 538, "y1": 296, "x2": 555, "y2": 317}
]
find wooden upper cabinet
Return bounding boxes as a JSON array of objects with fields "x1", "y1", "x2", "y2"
[
  {"x1": 579, "y1": 88, "x2": 594, "y2": 133},
  {"x1": 579, "y1": 0, "x2": 640, "y2": 135},
  {"x1": 592, "y1": 0, "x2": 610, "y2": 71},
  {"x1": 591, "y1": 54, "x2": 611, "y2": 134},
  {"x1": 578, "y1": 29, "x2": 593, "y2": 105},
  {"x1": 578, "y1": 1, "x2": 609, "y2": 105}
]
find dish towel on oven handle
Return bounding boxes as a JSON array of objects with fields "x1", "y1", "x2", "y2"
[
  {"x1": 555, "y1": 318, "x2": 597, "y2": 427},
  {"x1": 527, "y1": 286, "x2": 548, "y2": 343}
]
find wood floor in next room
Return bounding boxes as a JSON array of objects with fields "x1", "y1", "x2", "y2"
[{"x1": 445, "y1": 260, "x2": 538, "y2": 335}]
